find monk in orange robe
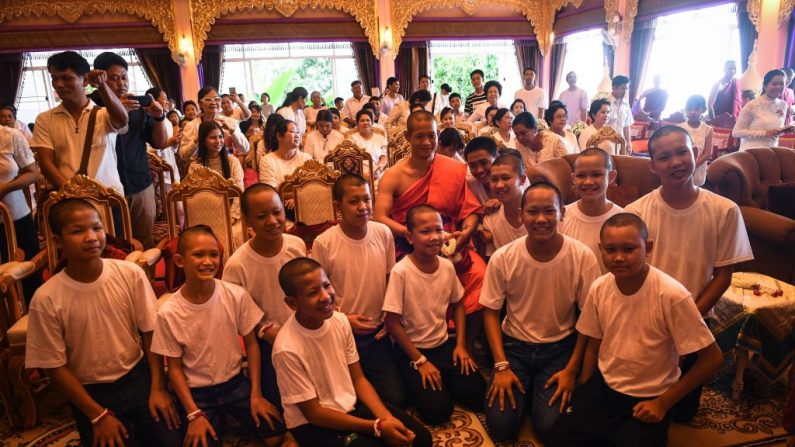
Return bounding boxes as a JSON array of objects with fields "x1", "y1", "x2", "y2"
[{"x1": 375, "y1": 110, "x2": 486, "y2": 351}]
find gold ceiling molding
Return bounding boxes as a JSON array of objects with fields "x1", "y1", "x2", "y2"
[
  {"x1": 0, "y1": 1, "x2": 179, "y2": 55},
  {"x1": 779, "y1": 0, "x2": 795, "y2": 27},
  {"x1": 604, "y1": 0, "x2": 638, "y2": 44},
  {"x1": 189, "y1": 0, "x2": 380, "y2": 60},
  {"x1": 746, "y1": 0, "x2": 795, "y2": 30},
  {"x1": 389, "y1": 0, "x2": 582, "y2": 56}
]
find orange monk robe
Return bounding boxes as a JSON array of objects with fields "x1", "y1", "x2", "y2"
[{"x1": 390, "y1": 155, "x2": 487, "y2": 315}]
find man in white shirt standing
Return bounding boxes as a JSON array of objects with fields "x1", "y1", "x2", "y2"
[
  {"x1": 343, "y1": 80, "x2": 371, "y2": 127},
  {"x1": 32, "y1": 51, "x2": 129, "y2": 197},
  {"x1": 558, "y1": 71, "x2": 589, "y2": 126},
  {"x1": 515, "y1": 67, "x2": 548, "y2": 119},
  {"x1": 606, "y1": 75, "x2": 634, "y2": 153}
]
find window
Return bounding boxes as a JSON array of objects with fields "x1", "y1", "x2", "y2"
[
  {"x1": 429, "y1": 40, "x2": 521, "y2": 99},
  {"x1": 555, "y1": 28, "x2": 605, "y2": 101},
  {"x1": 16, "y1": 49, "x2": 151, "y2": 125},
  {"x1": 640, "y1": 3, "x2": 742, "y2": 116},
  {"x1": 220, "y1": 42, "x2": 358, "y2": 107}
]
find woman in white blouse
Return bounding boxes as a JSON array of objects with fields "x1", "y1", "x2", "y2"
[
  {"x1": 258, "y1": 120, "x2": 312, "y2": 204},
  {"x1": 488, "y1": 108, "x2": 517, "y2": 149},
  {"x1": 545, "y1": 101, "x2": 578, "y2": 154},
  {"x1": 347, "y1": 109, "x2": 388, "y2": 179},
  {"x1": 277, "y1": 87, "x2": 308, "y2": 136},
  {"x1": 578, "y1": 99, "x2": 611, "y2": 150},
  {"x1": 733, "y1": 69, "x2": 791, "y2": 150}
]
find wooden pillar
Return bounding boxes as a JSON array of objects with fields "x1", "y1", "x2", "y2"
[
  {"x1": 756, "y1": 0, "x2": 788, "y2": 72},
  {"x1": 377, "y1": 0, "x2": 396, "y2": 91},
  {"x1": 173, "y1": 0, "x2": 200, "y2": 103}
]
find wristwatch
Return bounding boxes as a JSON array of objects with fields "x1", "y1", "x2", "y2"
[{"x1": 411, "y1": 355, "x2": 428, "y2": 370}]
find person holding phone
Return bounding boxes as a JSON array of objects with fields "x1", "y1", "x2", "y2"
[
  {"x1": 733, "y1": 69, "x2": 792, "y2": 151},
  {"x1": 221, "y1": 88, "x2": 251, "y2": 121}
]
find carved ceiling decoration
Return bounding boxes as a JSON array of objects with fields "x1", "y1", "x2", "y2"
[
  {"x1": 746, "y1": 0, "x2": 795, "y2": 30},
  {"x1": 190, "y1": 0, "x2": 380, "y2": 60},
  {"x1": 604, "y1": 0, "x2": 638, "y2": 44},
  {"x1": 0, "y1": 1, "x2": 179, "y2": 55},
  {"x1": 390, "y1": 0, "x2": 582, "y2": 56}
]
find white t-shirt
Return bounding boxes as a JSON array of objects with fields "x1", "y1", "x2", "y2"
[
  {"x1": 576, "y1": 267, "x2": 716, "y2": 397},
  {"x1": 677, "y1": 122, "x2": 713, "y2": 186},
  {"x1": 30, "y1": 101, "x2": 129, "y2": 195},
  {"x1": 303, "y1": 107, "x2": 326, "y2": 126},
  {"x1": 347, "y1": 132, "x2": 387, "y2": 164},
  {"x1": 304, "y1": 129, "x2": 345, "y2": 161},
  {"x1": 382, "y1": 256, "x2": 463, "y2": 349},
  {"x1": 560, "y1": 202, "x2": 624, "y2": 274},
  {"x1": 258, "y1": 150, "x2": 313, "y2": 188},
  {"x1": 381, "y1": 93, "x2": 405, "y2": 116},
  {"x1": 479, "y1": 236, "x2": 600, "y2": 343},
  {"x1": 277, "y1": 106, "x2": 307, "y2": 136},
  {"x1": 515, "y1": 87, "x2": 548, "y2": 115},
  {"x1": 482, "y1": 205, "x2": 527, "y2": 256},
  {"x1": 311, "y1": 222, "x2": 395, "y2": 321},
  {"x1": 625, "y1": 188, "x2": 754, "y2": 299},
  {"x1": 342, "y1": 96, "x2": 371, "y2": 120},
  {"x1": 151, "y1": 279, "x2": 263, "y2": 387},
  {"x1": 26, "y1": 259, "x2": 157, "y2": 384},
  {"x1": 0, "y1": 127, "x2": 35, "y2": 220},
  {"x1": 272, "y1": 312, "x2": 359, "y2": 428},
  {"x1": 558, "y1": 88, "x2": 589, "y2": 126},
  {"x1": 222, "y1": 235, "x2": 307, "y2": 327}
]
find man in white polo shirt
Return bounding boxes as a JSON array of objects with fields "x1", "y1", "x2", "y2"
[{"x1": 31, "y1": 51, "x2": 129, "y2": 196}]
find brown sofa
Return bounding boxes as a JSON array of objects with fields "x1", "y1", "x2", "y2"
[
  {"x1": 707, "y1": 147, "x2": 795, "y2": 283},
  {"x1": 526, "y1": 154, "x2": 661, "y2": 207}
]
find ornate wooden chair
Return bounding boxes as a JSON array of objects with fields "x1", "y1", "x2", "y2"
[
  {"x1": 324, "y1": 140, "x2": 376, "y2": 196},
  {"x1": 6, "y1": 175, "x2": 159, "y2": 429},
  {"x1": 165, "y1": 166, "x2": 246, "y2": 262},
  {"x1": 279, "y1": 160, "x2": 340, "y2": 226},
  {"x1": 148, "y1": 151, "x2": 175, "y2": 222},
  {"x1": 586, "y1": 126, "x2": 627, "y2": 156},
  {"x1": 387, "y1": 127, "x2": 412, "y2": 167}
]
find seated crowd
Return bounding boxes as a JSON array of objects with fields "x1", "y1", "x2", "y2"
[{"x1": 4, "y1": 49, "x2": 779, "y2": 447}]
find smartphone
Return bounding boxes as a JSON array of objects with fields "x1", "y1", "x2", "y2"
[
  {"x1": 129, "y1": 95, "x2": 152, "y2": 107},
  {"x1": 229, "y1": 87, "x2": 237, "y2": 95}
]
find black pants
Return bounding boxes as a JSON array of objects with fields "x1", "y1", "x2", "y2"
[
  {"x1": 355, "y1": 330, "x2": 406, "y2": 408},
  {"x1": 185, "y1": 373, "x2": 286, "y2": 446},
  {"x1": 394, "y1": 338, "x2": 487, "y2": 425},
  {"x1": 547, "y1": 373, "x2": 669, "y2": 447},
  {"x1": 72, "y1": 360, "x2": 182, "y2": 447},
  {"x1": 669, "y1": 352, "x2": 702, "y2": 422},
  {"x1": 257, "y1": 339, "x2": 282, "y2": 411},
  {"x1": 0, "y1": 213, "x2": 41, "y2": 304},
  {"x1": 290, "y1": 401, "x2": 432, "y2": 447}
]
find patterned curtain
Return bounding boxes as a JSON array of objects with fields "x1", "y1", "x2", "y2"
[
  {"x1": 514, "y1": 40, "x2": 541, "y2": 83},
  {"x1": 629, "y1": 19, "x2": 655, "y2": 103},
  {"x1": 548, "y1": 42, "x2": 567, "y2": 100},
  {"x1": 352, "y1": 42, "x2": 380, "y2": 94},
  {"x1": 603, "y1": 41, "x2": 615, "y2": 78},
  {"x1": 737, "y1": 0, "x2": 758, "y2": 72},
  {"x1": 135, "y1": 48, "x2": 184, "y2": 104},
  {"x1": 394, "y1": 41, "x2": 429, "y2": 96},
  {"x1": 198, "y1": 45, "x2": 223, "y2": 90},
  {"x1": 0, "y1": 53, "x2": 25, "y2": 106}
]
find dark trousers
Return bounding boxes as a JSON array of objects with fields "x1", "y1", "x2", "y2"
[
  {"x1": 355, "y1": 330, "x2": 406, "y2": 408},
  {"x1": 0, "y1": 213, "x2": 41, "y2": 304},
  {"x1": 394, "y1": 338, "x2": 487, "y2": 425},
  {"x1": 72, "y1": 360, "x2": 182, "y2": 447},
  {"x1": 257, "y1": 338, "x2": 282, "y2": 411},
  {"x1": 670, "y1": 352, "x2": 702, "y2": 422},
  {"x1": 483, "y1": 333, "x2": 575, "y2": 441},
  {"x1": 291, "y1": 401, "x2": 432, "y2": 447},
  {"x1": 547, "y1": 373, "x2": 669, "y2": 447},
  {"x1": 186, "y1": 373, "x2": 286, "y2": 447}
]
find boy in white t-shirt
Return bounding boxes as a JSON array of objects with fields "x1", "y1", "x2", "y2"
[
  {"x1": 464, "y1": 136, "x2": 499, "y2": 207},
  {"x1": 480, "y1": 183, "x2": 600, "y2": 442},
  {"x1": 310, "y1": 175, "x2": 404, "y2": 406},
  {"x1": 272, "y1": 257, "x2": 432, "y2": 447},
  {"x1": 383, "y1": 205, "x2": 487, "y2": 425},
  {"x1": 625, "y1": 126, "x2": 753, "y2": 421},
  {"x1": 26, "y1": 199, "x2": 181, "y2": 447},
  {"x1": 548, "y1": 213, "x2": 722, "y2": 446},
  {"x1": 560, "y1": 148, "x2": 624, "y2": 273},
  {"x1": 152, "y1": 226, "x2": 287, "y2": 447},
  {"x1": 480, "y1": 153, "x2": 528, "y2": 256},
  {"x1": 222, "y1": 183, "x2": 307, "y2": 408}
]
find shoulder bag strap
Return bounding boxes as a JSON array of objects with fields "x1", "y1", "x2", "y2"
[{"x1": 77, "y1": 106, "x2": 100, "y2": 176}]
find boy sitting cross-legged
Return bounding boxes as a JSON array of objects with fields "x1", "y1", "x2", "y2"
[
  {"x1": 383, "y1": 204, "x2": 487, "y2": 425},
  {"x1": 222, "y1": 183, "x2": 307, "y2": 407},
  {"x1": 26, "y1": 198, "x2": 182, "y2": 447},
  {"x1": 310, "y1": 174, "x2": 405, "y2": 407},
  {"x1": 559, "y1": 147, "x2": 624, "y2": 274},
  {"x1": 480, "y1": 182, "x2": 600, "y2": 442},
  {"x1": 548, "y1": 213, "x2": 723, "y2": 446},
  {"x1": 152, "y1": 225, "x2": 288, "y2": 447},
  {"x1": 272, "y1": 257, "x2": 432, "y2": 447}
]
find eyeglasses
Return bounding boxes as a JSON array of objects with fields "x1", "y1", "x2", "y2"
[{"x1": 202, "y1": 97, "x2": 221, "y2": 103}]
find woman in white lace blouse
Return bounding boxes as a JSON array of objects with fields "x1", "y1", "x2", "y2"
[{"x1": 733, "y1": 69, "x2": 791, "y2": 151}]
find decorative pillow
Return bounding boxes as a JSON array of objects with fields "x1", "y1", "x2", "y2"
[
  {"x1": 767, "y1": 183, "x2": 795, "y2": 220},
  {"x1": 607, "y1": 183, "x2": 639, "y2": 208}
]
